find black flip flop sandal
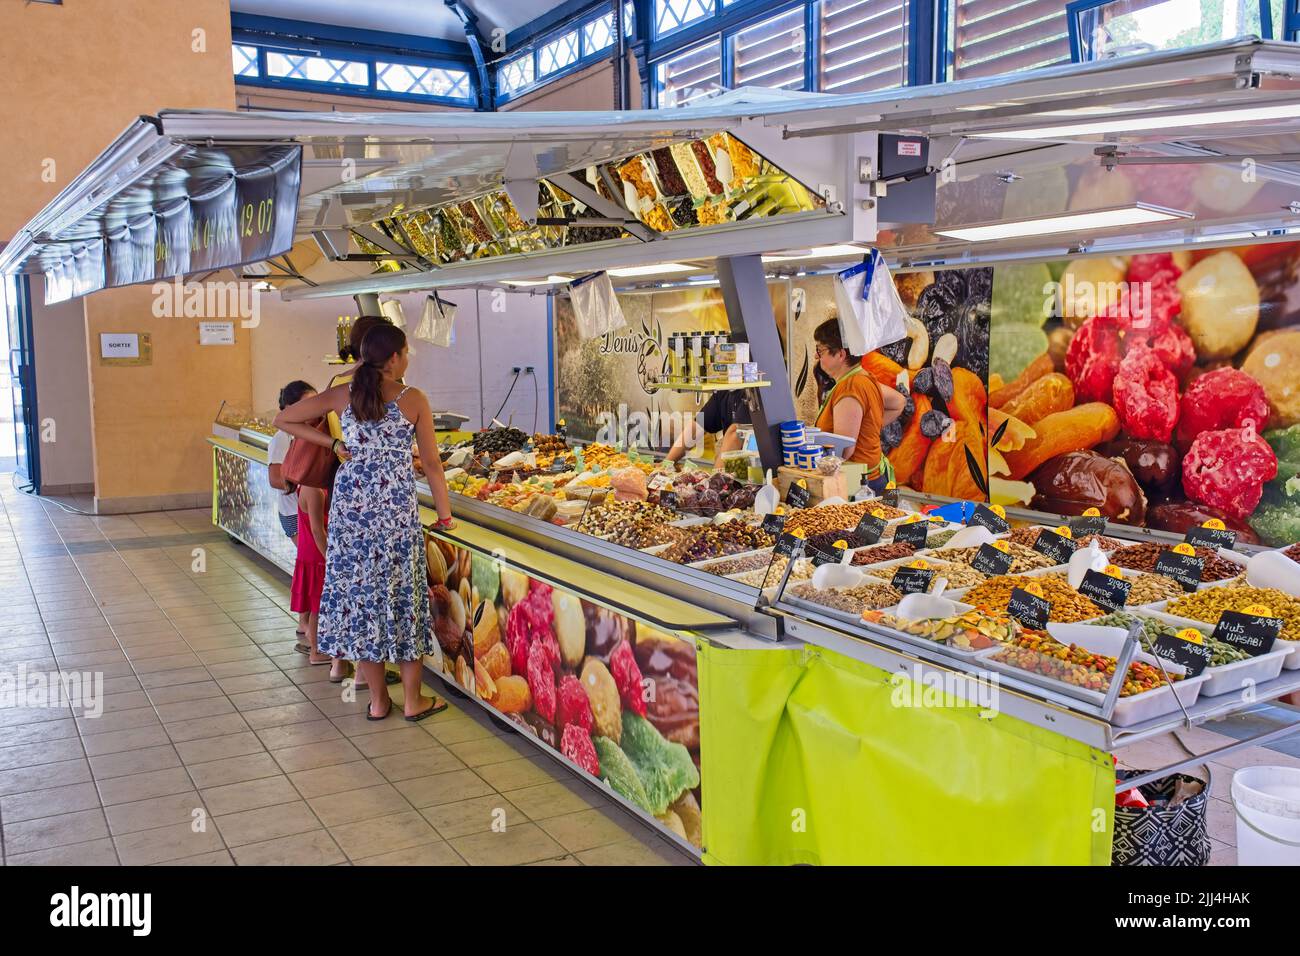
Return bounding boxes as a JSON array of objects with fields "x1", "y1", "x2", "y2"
[
  {"x1": 294, "y1": 643, "x2": 310, "y2": 655},
  {"x1": 355, "y1": 671, "x2": 401, "y2": 690},
  {"x1": 366, "y1": 698, "x2": 393, "y2": 721},
  {"x1": 405, "y1": 698, "x2": 449, "y2": 723}
]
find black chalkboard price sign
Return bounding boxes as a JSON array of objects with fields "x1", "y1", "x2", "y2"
[
  {"x1": 1006, "y1": 587, "x2": 1050, "y2": 630},
  {"x1": 854, "y1": 511, "x2": 888, "y2": 545},
  {"x1": 1211, "y1": 609, "x2": 1282, "y2": 658},
  {"x1": 891, "y1": 565, "x2": 934, "y2": 595},
  {"x1": 761, "y1": 512, "x2": 787, "y2": 536},
  {"x1": 1032, "y1": 528, "x2": 1076, "y2": 564},
  {"x1": 1078, "y1": 568, "x2": 1132, "y2": 612},
  {"x1": 786, "y1": 482, "x2": 812, "y2": 509},
  {"x1": 970, "y1": 543, "x2": 1014, "y2": 577},
  {"x1": 970, "y1": 504, "x2": 1010, "y2": 534},
  {"x1": 1184, "y1": 523, "x2": 1237, "y2": 551},
  {"x1": 892, "y1": 519, "x2": 929, "y2": 548},
  {"x1": 1154, "y1": 546, "x2": 1204, "y2": 592},
  {"x1": 1152, "y1": 628, "x2": 1212, "y2": 678}
]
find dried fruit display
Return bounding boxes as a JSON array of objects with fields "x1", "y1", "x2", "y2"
[
  {"x1": 1065, "y1": 317, "x2": 1123, "y2": 405},
  {"x1": 1168, "y1": 585, "x2": 1300, "y2": 642},
  {"x1": 1146, "y1": 502, "x2": 1260, "y2": 544},
  {"x1": 1241, "y1": 330, "x2": 1300, "y2": 429},
  {"x1": 649, "y1": 147, "x2": 687, "y2": 196},
  {"x1": 1175, "y1": 251, "x2": 1260, "y2": 359},
  {"x1": 609, "y1": 638, "x2": 647, "y2": 718},
  {"x1": 560, "y1": 723, "x2": 600, "y2": 775},
  {"x1": 788, "y1": 581, "x2": 903, "y2": 614},
  {"x1": 991, "y1": 630, "x2": 1176, "y2": 695},
  {"x1": 1107, "y1": 542, "x2": 1241, "y2": 581},
  {"x1": 850, "y1": 542, "x2": 917, "y2": 566},
  {"x1": 927, "y1": 541, "x2": 1056, "y2": 573},
  {"x1": 863, "y1": 608, "x2": 1020, "y2": 650},
  {"x1": 1182, "y1": 426, "x2": 1278, "y2": 520},
  {"x1": 962, "y1": 573, "x2": 1104, "y2": 622},
  {"x1": 1001, "y1": 372, "x2": 1075, "y2": 425}
]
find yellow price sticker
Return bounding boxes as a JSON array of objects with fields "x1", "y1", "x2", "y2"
[
  {"x1": 1202, "y1": 518, "x2": 1226, "y2": 531},
  {"x1": 1242, "y1": 604, "x2": 1273, "y2": 618},
  {"x1": 1083, "y1": 507, "x2": 1102, "y2": 517},
  {"x1": 885, "y1": 481, "x2": 896, "y2": 490},
  {"x1": 909, "y1": 559, "x2": 930, "y2": 570},
  {"x1": 774, "y1": 505, "x2": 785, "y2": 516},
  {"x1": 557, "y1": 419, "x2": 566, "y2": 427},
  {"x1": 903, "y1": 514, "x2": 922, "y2": 524},
  {"x1": 789, "y1": 528, "x2": 806, "y2": 539},
  {"x1": 833, "y1": 539, "x2": 848, "y2": 550},
  {"x1": 991, "y1": 504, "x2": 1006, "y2": 519},
  {"x1": 1054, "y1": 525, "x2": 1073, "y2": 539},
  {"x1": 870, "y1": 509, "x2": 885, "y2": 519},
  {"x1": 796, "y1": 478, "x2": 808, "y2": 488},
  {"x1": 991, "y1": 540, "x2": 1011, "y2": 553},
  {"x1": 1172, "y1": 542, "x2": 1197, "y2": 556},
  {"x1": 1024, "y1": 582, "x2": 1045, "y2": 598},
  {"x1": 1103, "y1": 564, "x2": 1124, "y2": 579},
  {"x1": 1176, "y1": 628, "x2": 1204, "y2": 645}
]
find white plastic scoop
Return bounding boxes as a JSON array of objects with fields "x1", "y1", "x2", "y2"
[
  {"x1": 945, "y1": 525, "x2": 996, "y2": 550},
  {"x1": 1068, "y1": 540, "x2": 1109, "y2": 589},
  {"x1": 895, "y1": 578, "x2": 967, "y2": 621},
  {"x1": 1246, "y1": 550, "x2": 1300, "y2": 598},
  {"x1": 754, "y1": 469, "x2": 779, "y2": 516},
  {"x1": 811, "y1": 550, "x2": 862, "y2": 590}
]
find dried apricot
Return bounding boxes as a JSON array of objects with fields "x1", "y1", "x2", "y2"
[
  {"x1": 1002, "y1": 403, "x2": 1121, "y2": 480},
  {"x1": 1001, "y1": 373, "x2": 1075, "y2": 425},
  {"x1": 989, "y1": 353, "x2": 1054, "y2": 408}
]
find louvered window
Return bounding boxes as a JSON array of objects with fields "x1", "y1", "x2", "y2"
[
  {"x1": 950, "y1": 0, "x2": 1070, "y2": 80},
  {"x1": 732, "y1": 7, "x2": 807, "y2": 91},
  {"x1": 656, "y1": 39, "x2": 723, "y2": 106},
  {"x1": 818, "y1": 0, "x2": 909, "y2": 93}
]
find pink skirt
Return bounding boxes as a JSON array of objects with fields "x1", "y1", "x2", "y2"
[{"x1": 291, "y1": 560, "x2": 326, "y2": 614}]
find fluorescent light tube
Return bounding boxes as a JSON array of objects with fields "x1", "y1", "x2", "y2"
[
  {"x1": 761, "y1": 244, "x2": 866, "y2": 263},
  {"x1": 977, "y1": 102, "x2": 1300, "y2": 140},
  {"x1": 607, "y1": 262, "x2": 697, "y2": 277},
  {"x1": 501, "y1": 275, "x2": 572, "y2": 287},
  {"x1": 934, "y1": 204, "x2": 1190, "y2": 242}
]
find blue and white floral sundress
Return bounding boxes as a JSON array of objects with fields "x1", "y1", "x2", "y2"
[{"x1": 317, "y1": 389, "x2": 431, "y2": 662}]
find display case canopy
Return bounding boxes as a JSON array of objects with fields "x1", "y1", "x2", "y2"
[{"x1": 8, "y1": 39, "x2": 1300, "y2": 302}]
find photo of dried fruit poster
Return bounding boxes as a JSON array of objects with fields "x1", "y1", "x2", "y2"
[
  {"x1": 986, "y1": 240, "x2": 1300, "y2": 546},
  {"x1": 425, "y1": 533, "x2": 704, "y2": 848}
]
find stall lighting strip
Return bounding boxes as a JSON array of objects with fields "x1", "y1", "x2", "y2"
[
  {"x1": 606, "y1": 262, "x2": 698, "y2": 277},
  {"x1": 934, "y1": 204, "x2": 1191, "y2": 243},
  {"x1": 761, "y1": 243, "x2": 867, "y2": 262},
  {"x1": 976, "y1": 101, "x2": 1300, "y2": 140},
  {"x1": 500, "y1": 275, "x2": 572, "y2": 286}
]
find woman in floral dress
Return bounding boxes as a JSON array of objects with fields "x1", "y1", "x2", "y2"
[{"x1": 275, "y1": 324, "x2": 454, "y2": 721}]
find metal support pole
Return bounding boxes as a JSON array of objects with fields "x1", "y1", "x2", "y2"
[
  {"x1": 1117, "y1": 718, "x2": 1300, "y2": 793},
  {"x1": 716, "y1": 255, "x2": 797, "y2": 474}
]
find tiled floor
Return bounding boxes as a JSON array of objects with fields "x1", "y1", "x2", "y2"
[
  {"x1": 4, "y1": 484, "x2": 1299, "y2": 866},
  {"x1": 0, "y1": 484, "x2": 696, "y2": 866}
]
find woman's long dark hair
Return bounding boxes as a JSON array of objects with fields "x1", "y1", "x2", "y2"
[
  {"x1": 350, "y1": 324, "x2": 407, "y2": 422},
  {"x1": 340, "y1": 314, "x2": 391, "y2": 363},
  {"x1": 278, "y1": 380, "x2": 316, "y2": 410}
]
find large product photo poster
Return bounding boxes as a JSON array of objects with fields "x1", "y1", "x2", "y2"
[
  {"x1": 985, "y1": 240, "x2": 1300, "y2": 546},
  {"x1": 424, "y1": 532, "x2": 704, "y2": 850}
]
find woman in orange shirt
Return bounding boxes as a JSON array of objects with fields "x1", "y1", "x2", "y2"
[{"x1": 813, "y1": 317, "x2": 906, "y2": 495}]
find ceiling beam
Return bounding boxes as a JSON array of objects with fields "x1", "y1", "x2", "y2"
[{"x1": 444, "y1": 0, "x2": 494, "y2": 111}]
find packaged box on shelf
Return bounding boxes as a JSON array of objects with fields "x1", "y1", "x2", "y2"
[
  {"x1": 776, "y1": 465, "x2": 847, "y2": 506},
  {"x1": 712, "y1": 341, "x2": 750, "y2": 364},
  {"x1": 709, "y1": 363, "x2": 745, "y2": 384}
]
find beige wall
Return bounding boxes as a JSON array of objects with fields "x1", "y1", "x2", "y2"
[
  {"x1": 29, "y1": 277, "x2": 94, "y2": 493},
  {"x1": 235, "y1": 84, "x2": 463, "y2": 113},
  {"x1": 0, "y1": 0, "x2": 239, "y2": 510}
]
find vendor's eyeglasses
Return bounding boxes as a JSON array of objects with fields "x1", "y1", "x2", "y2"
[{"x1": 814, "y1": 345, "x2": 833, "y2": 357}]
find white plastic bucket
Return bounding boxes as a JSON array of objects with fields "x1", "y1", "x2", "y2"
[{"x1": 1231, "y1": 766, "x2": 1300, "y2": 866}]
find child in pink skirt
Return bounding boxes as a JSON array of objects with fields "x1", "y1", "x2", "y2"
[{"x1": 292, "y1": 485, "x2": 337, "y2": 674}]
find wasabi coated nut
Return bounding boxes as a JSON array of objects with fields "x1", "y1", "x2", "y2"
[{"x1": 1167, "y1": 585, "x2": 1300, "y2": 642}]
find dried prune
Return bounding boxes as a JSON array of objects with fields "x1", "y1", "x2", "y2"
[
  {"x1": 964, "y1": 267, "x2": 994, "y2": 305},
  {"x1": 899, "y1": 393, "x2": 916, "y2": 425},
  {"x1": 935, "y1": 269, "x2": 969, "y2": 302},
  {"x1": 881, "y1": 418, "x2": 904, "y2": 452},
  {"x1": 879, "y1": 337, "x2": 910, "y2": 365},
  {"x1": 956, "y1": 297, "x2": 991, "y2": 379},
  {"x1": 930, "y1": 358, "x2": 954, "y2": 402},
  {"x1": 916, "y1": 283, "x2": 961, "y2": 339},
  {"x1": 919, "y1": 410, "x2": 953, "y2": 439},
  {"x1": 913, "y1": 367, "x2": 935, "y2": 396}
]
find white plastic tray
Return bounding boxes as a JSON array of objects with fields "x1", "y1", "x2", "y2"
[
  {"x1": 1143, "y1": 606, "x2": 1300, "y2": 671},
  {"x1": 1199, "y1": 647, "x2": 1292, "y2": 697}
]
